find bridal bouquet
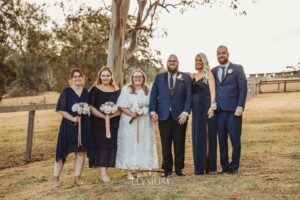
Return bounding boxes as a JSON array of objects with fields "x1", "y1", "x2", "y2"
[
  {"x1": 71, "y1": 102, "x2": 90, "y2": 146},
  {"x1": 129, "y1": 102, "x2": 149, "y2": 124},
  {"x1": 100, "y1": 101, "x2": 118, "y2": 139},
  {"x1": 100, "y1": 101, "x2": 118, "y2": 115},
  {"x1": 129, "y1": 102, "x2": 149, "y2": 143},
  {"x1": 72, "y1": 102, "x2": 90, "y2": 116}
]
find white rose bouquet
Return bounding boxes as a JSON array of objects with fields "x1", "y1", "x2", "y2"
[
  {"x1": 129, "y1": 102, "x2": 149, "y2": 124},
  {"x1": 100, "y1": 101, "x2": 118, "y2": 115},
  {"x1": 100, "y1": 101, "x2": 118, "y2": 139},
  {"x1": 71, "y1": 102, "x2": 90, "y2": 146},
  {"x1": 72, "y1": 102, "x2": 90, "y2": 116},
  {"x1": 129, "y1": 102, "x2": 149, "y2": 143}
]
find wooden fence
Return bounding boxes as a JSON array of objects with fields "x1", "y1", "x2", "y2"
[
  {"x1": 258, "y1": 79, "x2": 300, "y2": 93},
  {"x1": 0, "y1": 103, "x2": 56, "y2": 162},
  {"x1": 0, "y1": 78, "x2": 299, "y2": 163}
]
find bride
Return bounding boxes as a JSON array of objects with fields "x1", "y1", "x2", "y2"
[{"x1": 116, "y1": 69, "x2": 158, "y2": 180}]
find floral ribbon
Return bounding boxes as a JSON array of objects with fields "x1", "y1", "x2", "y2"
[
  {"x1": 136, "y1": 116, "x2": 140, "y2": 143},
  {"x1": 77, "y1": 116, "x2": 82, "y2": 147},
  {"x1": 105, "y1": 114, "x2": 111, "y2": 139}
]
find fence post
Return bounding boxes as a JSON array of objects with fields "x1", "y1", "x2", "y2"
[
  {"x1": 278, "y1": 83, "x2": 280, "y2": 92},
  {"x1": 25, "y1": 103, "x2": 36, "y2": 162},
  {"x1": 259, "y1": 82, "x2": 262, "y2": 93},
  {"x1": 284, "y1": 81, "x2": 287, "y2": 92}
]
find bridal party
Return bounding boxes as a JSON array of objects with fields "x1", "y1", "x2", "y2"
[{"x1": 53, "y1": 45, "x2": 247, "y2": 186}]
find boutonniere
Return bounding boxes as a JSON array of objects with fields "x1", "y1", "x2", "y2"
[
  {"x1": 176, "y1": 74, "x2": 183, "y2": 81},
  {"x1": 227, "y1": 69, "x2": 234, "y2": 74}
]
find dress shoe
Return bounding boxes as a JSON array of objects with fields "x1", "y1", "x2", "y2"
[
  {"x1": 74, "y1": 176, "x2": 83, "y2": 186},
  {"x1": 228, "y1": 169, "x2": 238, "y2": 174},
  {"x1": 209, "y1": 170, "x2": 217, "y2": 175},
  {"x1": 217, "y1": 168, "x2": 229, "y2": 174},
  {"x1": 205, "y1": 168, "x2": 210, "y2": 174},
  {"x1": 175, "y1": 171, "x2": 186, "y2": 176},
  {"x1": 161, "y1": 171, "x2": 172, "y2": 178},
  {"x1": 101, "y1": 176, "x2": 111, "y2": 183},
  {"x1": 127, "y1": 173, "x2": 135, "y2": 180},
  {"x1": 194, "y1": 171, "x2": 204, "y2": 175}
]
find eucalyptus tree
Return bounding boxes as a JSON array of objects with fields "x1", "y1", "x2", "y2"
[{"x1": 107, "y1": 0, "x2": 251, "y2": 86}]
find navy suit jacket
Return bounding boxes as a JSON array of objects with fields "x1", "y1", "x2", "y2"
[
  {"x1": 211, "y1": 63, "x2": 247, "y2": 112},
  {"x1": 150, "y1": 72, "x2": 192, "y2": 121}
]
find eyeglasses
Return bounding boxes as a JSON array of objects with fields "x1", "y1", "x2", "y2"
[
  {"x1": 168, "y1": 60, "x2": 178, "y2": 63},
  {"x1": 133, "y1": 76, "x2": 143, "y2": 79}
]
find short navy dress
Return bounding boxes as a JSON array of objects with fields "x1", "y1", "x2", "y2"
[{"x1": 55, "y1": 87, "x2": 90, "y2": 163}]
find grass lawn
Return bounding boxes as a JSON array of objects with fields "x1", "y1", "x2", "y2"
[{"x1": 0, "y1": 92, "x2": 299, "y2": 200}]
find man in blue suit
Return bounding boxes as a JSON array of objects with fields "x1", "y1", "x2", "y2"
[
  {"x1": 150, "y1": 54, "x2": 192, "y2": 177},
  {"x1": 211, "y1": 45, "x2": 247, "y2": 174}
]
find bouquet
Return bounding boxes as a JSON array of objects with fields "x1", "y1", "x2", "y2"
[
  {"x1": 129, "y1": 102, "x2": 148, "y2": 124},
  {"x1": 100, "y1": 101, "x2": 118, "y2": 139},
  {"x1": 71, "y1": 102, "x2": 90, "y2": 146},
  {"x1": 72, "y1": 102, "x2": 90, "y2": 116},
  {"x1": 129, "y1": 102, "x2": 149, "y2": 143}
]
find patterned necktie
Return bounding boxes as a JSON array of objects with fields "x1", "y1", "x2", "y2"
[{"x1": 221, "y1": 67, "x2": 225, "y2": 82}]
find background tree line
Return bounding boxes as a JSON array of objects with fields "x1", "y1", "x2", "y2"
[
  {"x1": 0, "y1": 0, "x2": 165, "y2": 101},
  {"x1": 0, "y1": 0, "x2": 254, "y2": 102}
]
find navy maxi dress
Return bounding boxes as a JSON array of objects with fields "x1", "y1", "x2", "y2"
[
  {"x1": 191, "y1": 77, "x2": 217, "y2": 173},
  {"x1": 88, "y1": 87, "x2": 121, "y2": 168},
  {"x1": 55, "y1": 87, "x2": 90, "y2": 163}
]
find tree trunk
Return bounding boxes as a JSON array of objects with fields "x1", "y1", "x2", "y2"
[{"x1": 107, "y1": 0, "x2": 130, "y2": 87}]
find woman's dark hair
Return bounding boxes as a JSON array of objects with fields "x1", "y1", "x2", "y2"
[{"x1": 69, "y1": 68, "x2": 84, "y2": 85}]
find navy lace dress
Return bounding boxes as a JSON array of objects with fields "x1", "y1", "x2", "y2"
[
  {"x1": 88, "y1": 87, "x2": 121, "y2": 168},
  {"x1": 191, "y1": 77, "x2": 217, "y2": 173},
  {"x1": 55, "y1": 87, "x2": 90, "y2": 163}
]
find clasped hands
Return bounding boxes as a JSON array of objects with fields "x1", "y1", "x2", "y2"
[{"x1": 150, "y1": 112, "x2": 187, "y2": 125}]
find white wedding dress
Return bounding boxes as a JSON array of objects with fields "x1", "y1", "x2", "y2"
[{"x1": 116, "y1": 86, "x2": 159, "y2": 170}]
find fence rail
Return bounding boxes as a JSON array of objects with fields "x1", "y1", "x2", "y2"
[
  {"x1": 258, "y1": 78, "x2": 300, "y2": 93},
  {"x1": 1, "y1": 78, "x2": 299, "y2": 163},
  {"x1": 0, "y1": 103, "x2": 56, "y2": 162},
  {"x1": 0, "y1": 103, "x2": 56, "y2": 113}
]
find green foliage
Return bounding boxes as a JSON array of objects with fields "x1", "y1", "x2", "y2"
[
  {"x1": 125, "y1": 56, "x2": 165, "y2": 85},
  {"x1": 9, "y1": 83, "x2": 23, "y2": 97},
  {"x1": 0, "y1": 45, "x2": 18, "y2": 102}
]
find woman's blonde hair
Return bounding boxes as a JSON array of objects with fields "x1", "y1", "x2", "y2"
[
  {"x1": 128, "y1": 69, "x2": 149, "y2": 95},
  {"x1": 92, "y1": 66, "x2": 117, "y2": 89},
  {"x1": 195, "y1": 53, "x2": 210, "y2": 84}
]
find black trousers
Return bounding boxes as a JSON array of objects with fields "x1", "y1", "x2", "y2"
[{"x1": 158, "y1": 113, "x2": 187, "y2": 172}]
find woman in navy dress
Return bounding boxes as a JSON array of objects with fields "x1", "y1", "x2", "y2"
[
  {"x1": 88, "y1": 66, "x2": 121, "y2": 183},
  {"x1": 53, "y1": 68, "x2": 90, "y2": 187},
  {"x1": 191, "y1": 53, "x2": 217, "y2": 175}
]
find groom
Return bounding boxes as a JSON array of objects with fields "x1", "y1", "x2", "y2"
[
  {"x1": 150, "y1": 54, "x2": 192, "y2": 177},
  {"x1": 212, "y1": 45, "x2": 247, "y2": 174}
]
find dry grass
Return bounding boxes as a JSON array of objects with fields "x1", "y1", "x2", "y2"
[
  {"x1": 259, "y1": 80, "x2": 300, "y2": 93},
  {"x1": 0, "y1": 92, "x2": 59, "y2": 106},
  {"x1": 0, "y1": 92, "x2": 300, "y2": 200}
]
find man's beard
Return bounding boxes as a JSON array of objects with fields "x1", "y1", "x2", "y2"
[
  {"x1": 218, "y1": 58, "x2": 228, "y2": 65},
  {"x1": 167, "y1": 66, "x2": 178, "y2": 74}
]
